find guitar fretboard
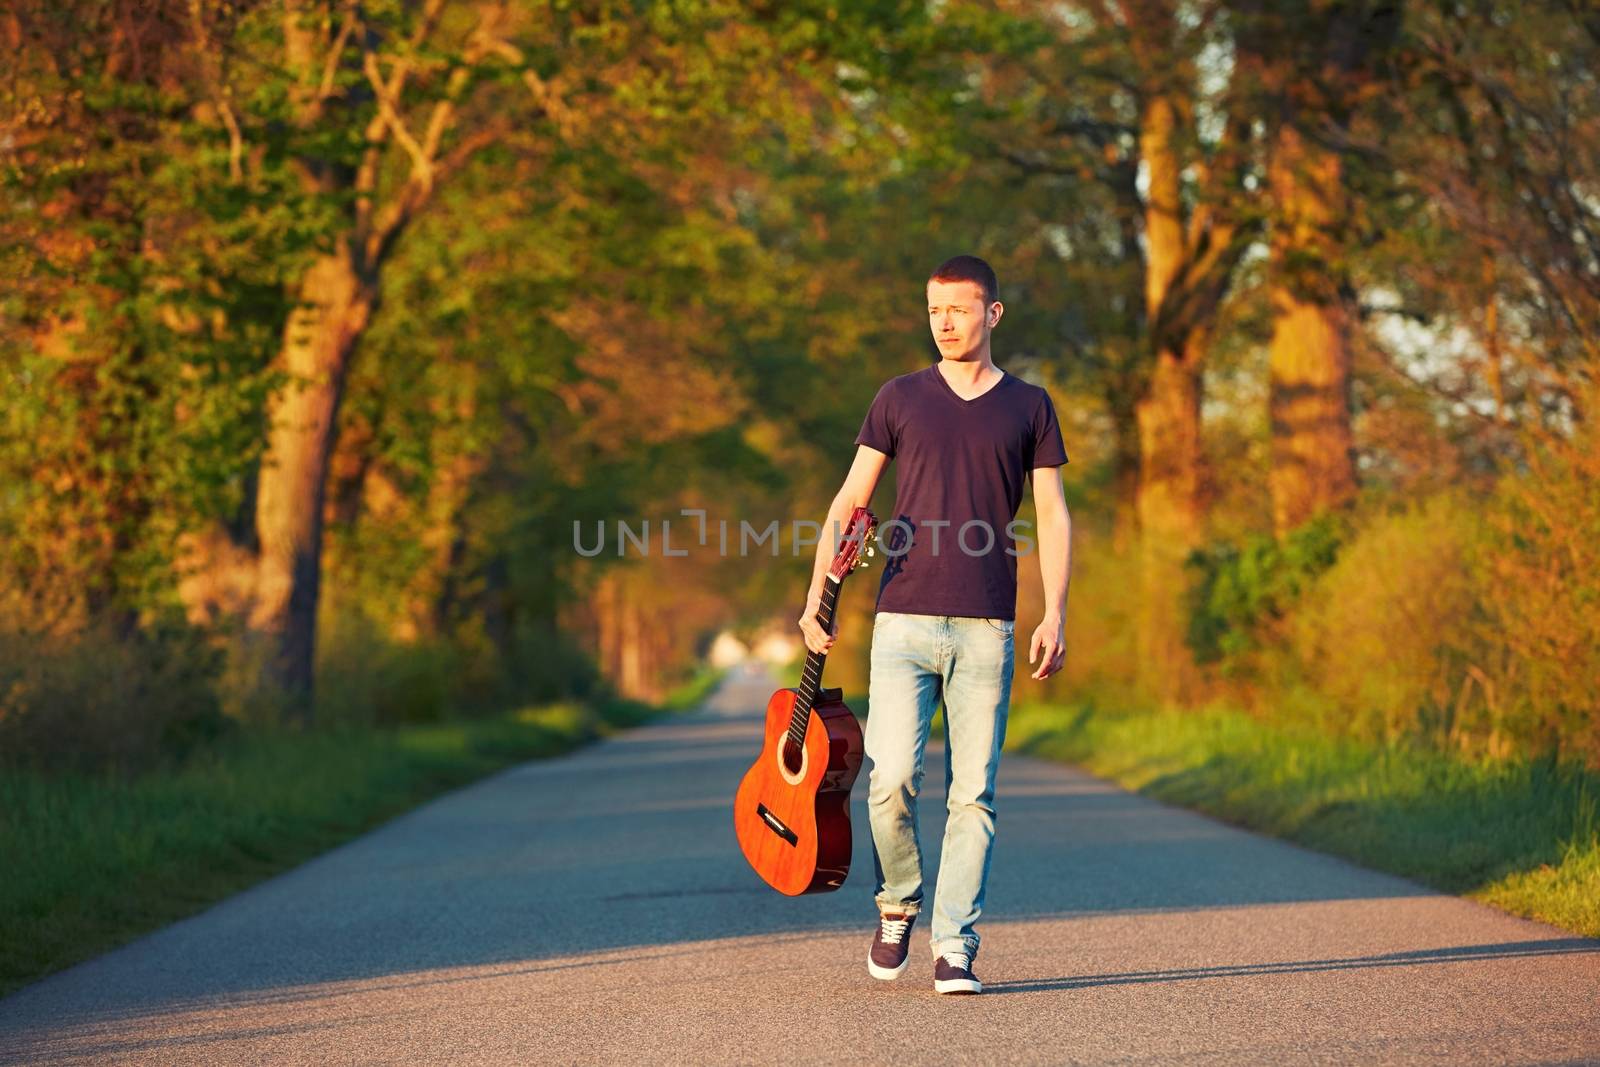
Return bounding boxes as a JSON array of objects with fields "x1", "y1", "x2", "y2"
[{"x1": 786, "y1": 574, "x2": 841, "y2": 751}]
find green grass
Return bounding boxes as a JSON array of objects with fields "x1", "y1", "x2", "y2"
[
  {"x1": 1006, "y1": 699, "x2": 1600, "y2": 938},
  {"x1": 0, "y1": 669, "x2": 723, "y2": 999}
]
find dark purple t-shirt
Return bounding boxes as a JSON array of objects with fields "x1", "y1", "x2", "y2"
[{"x1": 854, "y1": 363, "x2": 1068, "y2": 621}]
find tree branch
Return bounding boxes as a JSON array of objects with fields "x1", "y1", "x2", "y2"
[
  {"x1": 315, "y1": 7, "x2": 357, "y2": 108},
  {"x1": 362, "y1": 46, "x2": 431, "y2": 179},
  {"x1": 187, "y1": 0, "x2": 246, "y2": 182},
  {"x1": 350, "y1": 0, "x2": 453, "y2": 244},
  {"x1": 483, "y1": 36, "x2": 579, "y2": 140},
  {"x1": 361, "y1": 3, "x2": 517, "y2": 266}
]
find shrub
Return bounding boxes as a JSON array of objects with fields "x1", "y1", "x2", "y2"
[
  {"x1": 314, "y1": 609, "x2": 459, "y2": 727},
  {"x1": 0, "y1": 622, "x2": 229, "y2": 773},
  {"x1": 1478, "y1": 427, "x2": 1600, "y2": 766},
  {"x1": 313, "y1": 604, "x2": 603, "y2": 727},
  {"x1": 1184, "y1": 512, "x2": 1346, "y2": 675},
  {"x1": 1290, "y1": 492, "x2": 1486, "y2": 745}
]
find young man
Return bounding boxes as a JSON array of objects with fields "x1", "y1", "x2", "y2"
[{"x1": 798, "y1": 254, "x2": 1072, "y2": 995}]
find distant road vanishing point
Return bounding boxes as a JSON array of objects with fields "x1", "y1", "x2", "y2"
[{"x1": 2, "y1": 662, "x2": 1597, "y2": 1065}]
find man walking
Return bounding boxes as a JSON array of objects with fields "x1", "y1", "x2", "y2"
[{"x1": 799, "y1": 254, "x2": 1073, "y2": 995}]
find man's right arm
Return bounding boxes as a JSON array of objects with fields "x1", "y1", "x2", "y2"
[{"x1": 798, "y1": 444, "x2": 890, "y2": 654}]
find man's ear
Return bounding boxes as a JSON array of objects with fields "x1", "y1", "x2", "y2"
[{"x1": 988, "y1": 301, "x2": 1005, "y2": 328}]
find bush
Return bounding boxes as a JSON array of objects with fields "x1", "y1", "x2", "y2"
[
  {"x1": 1478, "y1": 429, "x2": 1600, "y2": 765},
  {"x1": 0, "y1": 622, "x2": 229, "y2": 773},
  {"x1": 1290, "y1": 492, "x2": 1487, "y2": 745},
  {"x1": 313, "y1": 604, "x2": 604, "y2": 727},
  {"x1": 314, "y1": 609, "x2": 460, "y2": 727},
  {"x1": 1184, "y1": 512, "x2": 1346, "y2": 675}
]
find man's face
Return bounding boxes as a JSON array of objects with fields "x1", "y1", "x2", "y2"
[{"x1": 927, "y1": 279, "x2": 996, "y2": 361}]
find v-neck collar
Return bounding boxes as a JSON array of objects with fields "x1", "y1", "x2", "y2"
[{"x1": 930, "y1": 362, "x2": 1008, "y2": 405}]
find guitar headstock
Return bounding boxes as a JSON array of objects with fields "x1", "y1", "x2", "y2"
[{"x1": 828, "y1": 506, "x2": 878, "y2": 581}]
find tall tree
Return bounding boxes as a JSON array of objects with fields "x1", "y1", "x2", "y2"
[
  {"x1": 1121, "y1": 0, "x2": 1255, "y2": 698},
  {"x1": 961, "y1": 0, "x2": 1259, "y2": 697},
  {"x1": 1386, "y1": 0, "x2": 1600, "y2": 757},
  {"x1": 1239, "y1": 0, "x2": 1401, "y2": 535},
  {"x1": 205, "y1": 1, "x2": 928, "y2": 715},
  {"x1": 304, "y1": 0, "x2": 956, "y2": 708},
  {"x1": 246, "y1": 0, "x2": 531, "y2": 715},
  {"x1": 1, "y1": 0, "x2": 304, "y2": 636},
  {"x1": 976, "y1": 3, "x2": 1149, "y2": 539}
]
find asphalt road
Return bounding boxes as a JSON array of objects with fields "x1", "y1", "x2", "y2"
[{"x1": 3, "y1": 662, "x2": 1597, "y2": 1066}]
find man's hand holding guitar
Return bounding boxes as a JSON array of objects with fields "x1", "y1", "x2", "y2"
[{"x1": 798, "y1": 591, "x2": 839, "y2": 655}]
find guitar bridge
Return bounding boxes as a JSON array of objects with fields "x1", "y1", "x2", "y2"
[{"x1": 756, "y1": 803, "x2": 798, "y2": 847}]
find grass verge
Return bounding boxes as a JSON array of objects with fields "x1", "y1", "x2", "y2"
[
  {"x1": 1005, "y1": 699, "x2": 1600, "y2": 939},
  {"x1": 1, "y1": 670, "x2": 723, "y2": 999}
]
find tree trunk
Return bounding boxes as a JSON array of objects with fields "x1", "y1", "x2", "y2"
[
  {"x1": 1135, "y1": 339, "x2": 1204, "y2": 701},
  {"x1": 1244, "y1": 0, "x2": 1395, "y2": 535},
  {"x1": 395, "y1": 399, "x2": 484, "y2": 644},
  {"x1": 417, "y1": 448, "x2": 482, "y2": 641},
  {"x1": 249, "y1": 245, "x2": 374, "y2": 716},
  {"x1": 1109, "y1": 181, "x2": 1149, "y2": 551},
  {"x1": 595, "y1": 568, "x2": 619, "y2": 684},
  {"x1": 1265, "y1": 123, "x2": 1357, "y2": 536},
  {"x1": 1133, "y1": 84, "x2": 1206, "y2": 701},
  {"x1": 197, "y1": 0, "x2": 496, "y2": 721},
  {"x1": 619, "y1": 580, "x2": 644, "y2": 699}
]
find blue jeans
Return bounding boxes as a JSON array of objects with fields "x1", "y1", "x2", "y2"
[{"x1": 864, "y1": 611, "x2": 1015, "y2": 960}]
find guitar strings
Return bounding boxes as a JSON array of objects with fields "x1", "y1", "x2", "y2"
[{"x1": 786, "y1": 578, "x2": 841, "y2": 752}]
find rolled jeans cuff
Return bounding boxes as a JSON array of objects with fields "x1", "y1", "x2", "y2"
[{"x1": 874, "y1": 895, "x2": 922, "y2": 917}]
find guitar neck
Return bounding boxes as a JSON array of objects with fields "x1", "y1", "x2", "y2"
[{"x1": 789, "y1": 574, "x2": 842, "y2": 740}]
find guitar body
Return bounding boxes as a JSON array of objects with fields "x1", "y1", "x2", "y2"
[{"x1": 733, "y1": 685, "x2": 865, "y2": 895}]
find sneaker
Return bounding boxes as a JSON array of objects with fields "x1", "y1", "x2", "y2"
[
  {"x1": 867, "y1": 912, "x2": 916, "y2": 980},
  {"x1": 933, "y1": 950, "x2": 982, "y2": 994}
]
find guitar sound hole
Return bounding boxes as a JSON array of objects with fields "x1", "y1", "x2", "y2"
[{"x1": 781, "y1": 738, "x2": 804, "y2": 776}]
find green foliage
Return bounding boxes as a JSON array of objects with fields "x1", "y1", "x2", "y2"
[
  {"x1": 0, "y1": 623, "x2": 231, "y2": 775},
  {"x1": 1183, "y1": 513, "x2": 1347, "y2": 671},
  {"x1": 0, "y1": 5, "x2": 322, "y2": 622},
  {"x1": 1290, "y1": 493, "x2": 1488, "y2": 745},
  {"x1": 1478, "y1": 425, "x2": 1600, "y2": 765},
  {"x1": 311, "y1": 601, "x2": 605, "y2": 729}
]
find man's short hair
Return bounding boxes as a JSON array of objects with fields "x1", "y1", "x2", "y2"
[{"x1": 929, "y1": 254, "x2": 998, "y2": 308}]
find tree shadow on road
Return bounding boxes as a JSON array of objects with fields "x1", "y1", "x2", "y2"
[{"x1": 982, "y1": 939, "x2": 1600, "y2": 995}]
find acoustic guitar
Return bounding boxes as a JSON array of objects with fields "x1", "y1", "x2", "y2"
[{"x1": 733, "y1": 505, "x2": 876, "y2": 895}]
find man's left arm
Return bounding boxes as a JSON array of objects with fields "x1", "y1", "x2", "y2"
[{"x1": 1028, "y1": 465, "x2": 1072, "y2": 681}]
